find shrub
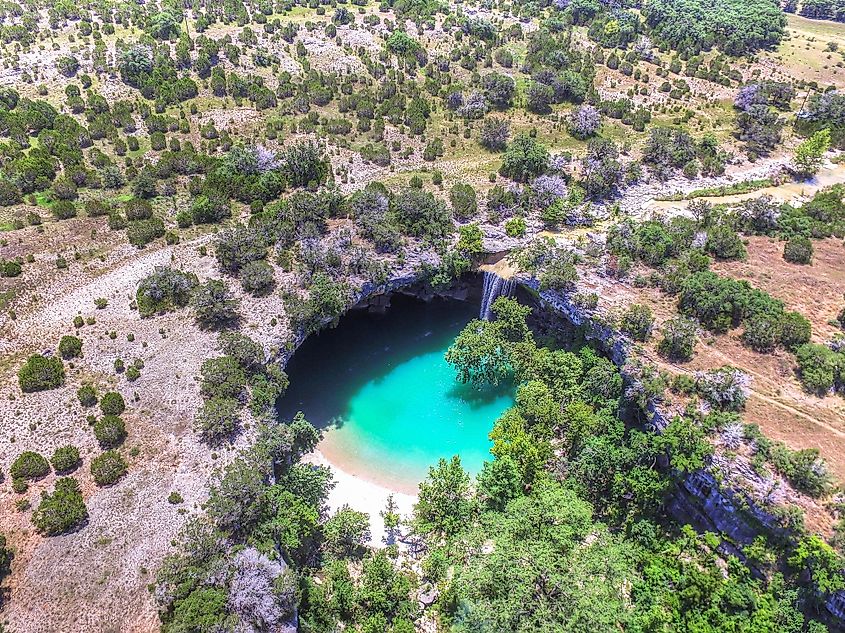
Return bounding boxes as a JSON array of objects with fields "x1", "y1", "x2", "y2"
[
  {"x1": 695, "y1": 367, "x2": 750, "y2": 411},
  {"x1": 190, "y1": 194, "x2": 231, "y2": 225},
  {"x1": 0, "y1": 534, "x2": 11, "y2": 578},
  {"x1": 778, "y1": 311, "x2": 812, "y2": 350},
  {"x1": 499, "y1": 134, "x2": 549, "y2": 183},
  {"x1": 124, "y1": 198, "x2": 153, "y2": 221},
  {"x1": 191, "y1": 280, "x2": 240, "y2": 327},
  {"x1": 126, "y1": 216, "x2": 166, "y2": 247},
  {"x1": 392, "y1": 188, "x2": 452, "y2": 241},
  {"x1": 504, "y1": 217, "x2": 526, "y2": 237},
  {"x1": 100, "y1": 391, "x2": 126, "y2": 415},
  {"x1": 77, "y1": 384, "x2": 98, "y2": 407},
  {"x1": 18, "y1": 354, "x2": 65, "y2": 392},
  {"x1": 136, "y1": 267, "x2": 198, "y2": 317},
  {"x1": 658, "y1": 316, "x2": 698, "y2": 361},
  {"x1": 200, "y1": 356, "x2": 246, "y2": 399},
  {"x1": 783, "y1": 235, "x2": 813, "y2": 265},
  {"x1": 742, "y1": 313, "x2": 779, "y2": 353},
  {"x1": 32, "y1": 478, "x2": 87, "y2": 535},
  {"x1": 214, "y1": 225, "x2": 267, "y2": 273},
  {"x1": 796, "y1": 343, "x2": 842, "y2": 395},
  {"x1": 323, "y1": 505, "x2": 371, "y2": 559},
  {"x1": 539, "y1": 250, "x2": 578, "y2": 291},
  {"x1": 218, "y1": 332, "x2": 265, "y2": 371},
  {"x1": 678, "y1": 271, "x2": 781, "y2": 334},
  {"x1": 90, "y1": 451, "x2": 128, "y2": 486},
  {"x1": 479, "y1": 117, "x2": 510, "y2": 151},
  {"x1": 280, "y1": 141, "x2": 328, "y2": 188},
  {"x1": 0, "y1": 259, "x2": 22, "y2": 277},
  {"x1": 94, "y1": 415, "x2": 127, "y2": 448},
  {"x1": 620, "y1": 304, "x2": 654, "y2": 342},
  {"x1": 52, "y1": 200, "x2": 78, "y2": 220},
  {"x1": 194, "y1": 396, "x2": 241, "y2": 444},
  {"x1": 450, "y1": 183, "x2": 478, "y2": 221},
  {"x1": 705, "y1": 225, "x2": 746, "y2": 260},
  {"x1": 168, "y1": 491, "x2": 184, "y2": 504},
  {"x1": 240, "y1": 260, "x2": 275, "y2": 296},
  {"x1": 58, "y1": 335, "x2": 82, "y2": 359},
  {"x1": 10, "y1": 451, "x2": 50, "y2": 481},
  {"x1": 51, "y1": 445, "x2": 81, "y2": 473},
  {"x1": 773, "y1": 447, "x2": 832, "y2": 497}
]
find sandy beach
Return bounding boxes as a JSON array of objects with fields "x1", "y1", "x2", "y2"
[{"x1": 304, "y1": 449, "x2": 418, "y2": 547}]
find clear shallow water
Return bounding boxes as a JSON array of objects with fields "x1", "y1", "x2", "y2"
[{"x1": 277, "y1": 295, "x2": 514, "y2": 492}]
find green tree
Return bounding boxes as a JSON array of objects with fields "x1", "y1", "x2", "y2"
[
  {"x1": 499, "y1": 135, "x2": 549, "y2": 182},
  {"x1": 794, "y1": 129, "x2": 831, "y2": 177},
  {"x1": 58, "y1": 335, "x2": 82, "y2": 359},
  {"x1": 18, "y1": 354, "x2": 65, "y2": 392},
  {"x1": 32, "y1": 477, "x2": 88, "y2": 535},
  {"x1": 445, "y1": 319, "x2": 511, "y2": 386},
  {"x1": 191, "y1": 280, "x2": 240, "y2": 327},
  {"x1": 323, "y1": 505, "x2": 371, "y2": 559},
  {"x1": 91, "y1": 450, "x2": 128, "y2": 486},
  {"x1": 94, "y1": 415, "x2": 127, "y2": 448},
  {"x1": 415, "y1": 456, "x2": 475, "y2": 540},
  {"x1": 100, "y1": 391, "x2": 126, "y2": 415}
]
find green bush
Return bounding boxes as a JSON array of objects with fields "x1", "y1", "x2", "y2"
[
  {"x1": 240, "y1": 260, "x2": 275, "y2": 296},
  {"x1": 100, "y1": 391, "x2": 126, "y2": 415},
  {"x1": 18, "y1": 354, "x2": 65, "y2": 392},
  {"x1": 51, "y1": 445, "x2": 81, "y2": 473},
  {"x1": 796, "y1": 343, "x2": 842, "y2": 395},
  {"x1": 741, "y1": 313, "x2": 779, "y2": 353},
  {"x1": 94, "y1": 415, "x2": 127, "y2": 448},
  {"x1": 678, "y1": 271, "x2": 782, "y2": 334},
  {"x1": 783, "y1": 235, "x2": 813, "y2": 265},
  {"x1": 450, "y1": 183, "x2": 478, "y2": 221},
  {"x1": 200, "y1": 356, "x2": 246, "y2": 399},
  {"x1": 218, "y1": 331, "x2": 264, "y2": 370},
  {"x1": 705, "y1": 225, "x2": 746, "y2": 261},
  {"x1": 620, "y1": 304, "x2": 654, "y2": 342},
  {"x1": 136, "y1": 267, "x2": 199, "y2": 317},
  {"x1": 58, "y1": 335, "x2": 82, "y2": 359},
  {"x1": 504, "y1": 217, "x2": 526, "y2": 237},
  {"x1": 52, "y1": 200, "x2": 78, "y2": 220},
  {"x1": 32, "y1": 477, "x2": 88, "y2": 535},
  {"x1": 0, "y1": 259, "x2": 22, "y2": 277},
  {"x1": 77, "y1": 384, "x2": 97, "y2": 407},
  {"x1": 658, "y1": 316, "x2": 698, "y2": 361},
  {"x1": 499, "y1": 134, "x2": 549, "y2": 183},
  {"x1": 0, "y1": 534, "x2": 11, "y2": 578},
  {"x1": 194, "y1": 396, "x2": 240, "y2": 444},
  {"x1": 191, "y1": 280, "x2": 240, "y2": 327},
  {"x1": 90, "y1": 451, "x2": 128, "y2": 486},
  {"x1": 778, "y1": 311, "x2": 812, "y2": 350},
  {"x1": 126, "y1": 216, "x2": 166, "y2": 247},
  {"x1": 10, "y1": 451, "x2": 50, "y2": 481}
]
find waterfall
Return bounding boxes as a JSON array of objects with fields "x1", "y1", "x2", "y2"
[{"x1": 480, "y1": 271, "x2": 515, "y2": 320}]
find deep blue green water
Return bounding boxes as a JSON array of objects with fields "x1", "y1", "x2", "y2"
[{"x1": 277, "y1": 294, "x2": 514, "y2": 492}]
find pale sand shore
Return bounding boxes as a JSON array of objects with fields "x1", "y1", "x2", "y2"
[{"x1": 304, "y1": 449, "x2": 418, "y2": 547}]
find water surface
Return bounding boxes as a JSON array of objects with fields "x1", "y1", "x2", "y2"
[{"x1": 278, "y1": 294, "x2": 513, "y2": 493}]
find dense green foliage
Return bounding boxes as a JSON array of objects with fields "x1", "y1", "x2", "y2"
[
  {"x1": 50, "y1": 445, "x2": 81, "y2": 474},
  {"x1": 18, "y1": 354, "x2": 65, "y2": 392},
  {"x1": 643, "y1": 0, "x2": 786, "y2": 55},
  {"x1": 32, "y1": 478, "x2": 88, "y2": 536},
  {"x1": 91, "y1": 450, "x2": 128, "y2": 486}
]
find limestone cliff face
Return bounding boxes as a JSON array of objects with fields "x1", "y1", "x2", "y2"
[{"x1": 523, "y1": 280, "x2": 845, "y2": 615}]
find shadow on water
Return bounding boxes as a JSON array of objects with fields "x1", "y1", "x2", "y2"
[
  {"x1": 276, "y1": 294, "x2": 480, "y2": 431},
  {"x1": 446, "y1": 380, "x2": 514, "y2": 410}
]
